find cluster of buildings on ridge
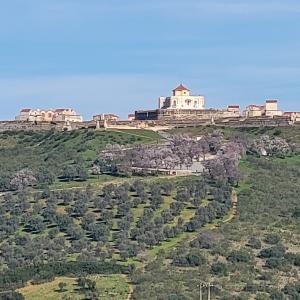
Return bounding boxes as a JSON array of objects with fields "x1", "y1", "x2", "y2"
[
  {"x1": 15, "y1": 84, "x2": 300, "y2": 124},
  {"x1": 134, "y1": 84, "x2": 293, "y2": 121},
  {"x1": 16, "y1": 108, "x2": 83, "y2": 123}
]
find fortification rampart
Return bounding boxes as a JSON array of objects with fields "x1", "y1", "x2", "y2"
[
  {"x1": 0, "y1": 116, "x2": 298, "y2": 133},
  {"x1": 0, "y1": 121, "x2": 62, "y2": 132},
  {"x1": 0, "y1": 120, "x2": 102, "y2": 132}
]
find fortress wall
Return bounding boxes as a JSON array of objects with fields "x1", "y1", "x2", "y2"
[
  {"x1": 0, "y1": 121, "x2": 63, "y2": 132},
  {"x1": 0, "y1": 117, "x2": 297, "y2": 133}
]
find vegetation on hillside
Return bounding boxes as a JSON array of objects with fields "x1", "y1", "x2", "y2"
[
  {"x1": 0, "y1": 129, "x2": 161, "y2": 191},
  {"x1": 131, "y1": 155, "x2": 300, "y2": 299},
  {"x1": 0, "y1": 126, "x2": 299, "y2": 299}
]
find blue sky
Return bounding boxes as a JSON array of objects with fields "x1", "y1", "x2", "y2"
[{"x1": 0, "y1": 0, "x2": 300, "y2": 120}]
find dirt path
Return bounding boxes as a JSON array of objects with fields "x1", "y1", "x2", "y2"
[
  {"x1": 126, "y1": 284, "x2": 134, "y2": 300},
  {"x1": 223, "y1": 189, "x2": 238, "y2": 223}
]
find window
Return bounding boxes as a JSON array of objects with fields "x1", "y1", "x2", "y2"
[{"x1": 185, "y1": 99, "x2": 192, "y2": 106}]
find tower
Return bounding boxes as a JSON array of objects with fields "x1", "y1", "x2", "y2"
[{"x1": 172, "y1": 84, "x2": 191, "y2": 96}]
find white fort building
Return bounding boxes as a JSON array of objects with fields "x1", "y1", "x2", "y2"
[{"x1": 159, "y1": 84, "x2": 205, "y2": 110}]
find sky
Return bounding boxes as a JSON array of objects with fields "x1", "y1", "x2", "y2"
[{"x1": 0, "y1": 0, "x2": 300, "y2": 120}]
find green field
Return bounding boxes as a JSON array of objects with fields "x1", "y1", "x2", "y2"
[{"x1": 18, "y1": 274, "x2": 129, "y2": 300}]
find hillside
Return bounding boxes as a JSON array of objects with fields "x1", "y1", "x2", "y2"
[
  {"x1": 131, "y1": 156, "x2": 300, "y2": 299},
  {"x1": 0, "y1": 127, "x2": 299, "y2": 299},
  {"x1": 0, "y1": 129, "x2": 162, "y2": 191}
]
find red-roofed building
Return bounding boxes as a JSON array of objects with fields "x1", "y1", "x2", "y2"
[
  {"x1": 172, "y1": 84, "x2": 190, "y2": 96},
  {"x1": 53, "y1": 108, "x2": 83, "y2": 122},
  {"x1": 265, "y1": 99, "x2": 282, "y2": 117},
  {"x1": 244, "y1": 100, "x2": 283, "y2": 118},
  {"x1": 159, "y1": 84, "x2": 205, "y2": 110},
  {"x1": 245, "y1": 104, "x2": 264, "y2": 117},
  {"x1": 16, "y1": 108, "x2": 83, "y2": 122},
  {"x1": 16, "y1": 109, "x2": 43, "y2": 121},
  {"x1": 227, "y1": 105, "x2": 240, "y2": 113},
  {"x1": 20, "y1": 108, "x2": 32, "y2": 113}
]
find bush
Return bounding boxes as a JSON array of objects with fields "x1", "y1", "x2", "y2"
[
  {"x1": 292, "y1": 208, "x2": 300, "y2": 218},
  {"x1": 247, "y1": 237, "x2": 262, "y2": 249},
  {"x1": 265, "y1": 257, "x2": 283, "y2": 269},
  {"x1": 284, "y1": 252, "x2": 300, "y2": 266},
  {"x1": 211, "y1": 262, "x2": 227, "y2": 276},
  {"x1": 269, "y1": 289, "x2": 285, "y2": 300},
  {"x1": 264, "y1": 233, "x2": 281, "y2": 245},
  {"x1": 227, "y1": 249, "x2": 251, "y2": 263},
  {"x1": 173, "y1": 251, "x2": 206, "y2": 267},
  {"x1": 282, "y1": 282, "x2": 300, "y2": 297},
  {"x1": 294, "y1": 255, "x2": 300, "y2": 267},
  {"x1": 259, "y1": 244, "x2": 285, "y2": 259},
  {"x1": 243, "y1": 282, "x2": 259, "y2": 292},
  {"x1": 192, "y1": 231, "x2": 223, "y2": 249}
]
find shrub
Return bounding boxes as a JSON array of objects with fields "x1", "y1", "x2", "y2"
[
  {"x1": 269, "y1": 289, "x2": 285, "y2": 300},
  {"x1": 294, "y1": 255, "x2": 300, "y2": 267},
  {"x1": 265, "y1": 257, "x2": 283, "y2": 269},
  {"x1": 259, "y1": 244, "x2": 285, "y2": 259},
  {"x1": 292, "y1": 208, "x2": 300, "y2": 218},
  {"x1": 173, "y1": 251, "x2": 206, "y2": 267},
  {"x1": 191, "y1": 231, "x2": 222, "y2": 249},
  {"x1": 211, "y1": 262, "x2": 227, "y2": 276},
  {"x1": 247, "y1": 237, "x2": 262, "y2": 249},
  {"x1": 264, "y1": 233, "x2": 281, "y2": 245},
  {"x1": 282, "y1": 282, "x2": 300, "y2": 297},
  {"x1": 227, "y1": 249, "x2": 251, "y2": 263}
]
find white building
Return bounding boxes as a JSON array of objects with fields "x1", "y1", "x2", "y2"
[
  {"x1": 159, "y1": 84, "x2": 205, "y2": 110},
  {"x1": 283, "y1": 112, "x2": 300, "y2": 123},
  {"x1": 264, "y1": 100, "x2": 283, "y2": 117},
  {"x1": 41, "y1": 110, "x2": 55, "y2": 122},
  {"x1": 244, "y1": 100, "x2": 283, "y2": 118},
  {"x1": 52, "y1": 108, "x2": 83, "y2": 122},
  {"x1": 245, "y1": 105, "x2": 265, "y2": 118},
  {"x1": 16, "y1": 109, "x2": 44, "y2": 122},
  {"x1": 16, "y1": 108, "x2": 83, "y2": 123}
]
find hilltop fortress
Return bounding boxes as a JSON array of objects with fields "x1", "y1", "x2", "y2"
[
  {"x1": 135, "y1": 84, "x2": 285, "y2": 122},
  {"x1": 1, "y1": 84, "x2": 300, "y2": 132}
]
